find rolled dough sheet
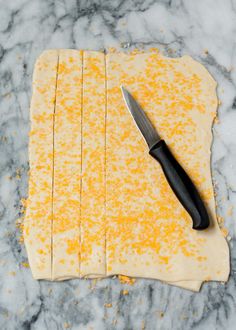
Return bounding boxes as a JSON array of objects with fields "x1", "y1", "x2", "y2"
[
  {"x1": 80, "y1": 51, "x2": 106, "y2": 277},
  {"x1": 52, "y1": 49, "x2": 82, "y2": 279},
  {"x1": 24, "y1": 50, "x2": 58, "y2": 279},
  {"x1": 105, "y1": 52, "x2": 229, "y2": 283},
  {"x1": 25, "y1": 50, "x2": 229, "y2": 290}
]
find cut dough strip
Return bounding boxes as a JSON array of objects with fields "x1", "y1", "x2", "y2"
[
  {"x1": 52, "y1": 49, "x2": 83, "y2": 279},
  {"x1": 24, "y1": 50, "x2": 59, "y2": 279},
  {"x1": 80, "y1": 51, "x2": 106, "y2": 277}
]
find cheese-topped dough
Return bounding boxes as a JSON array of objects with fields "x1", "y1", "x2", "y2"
[
  {"x1": 106, "y1": 52, "x2": 229, "y2": 283},
  {"x1": 52, "y1": 50, "x2": 82, "y2": 279},
  {"x1": 25, "y1": 50, "x2": 229, "y2": 290},
  {"x1": 80, "y1": 51, "x2": 106, "y2": 277},
  {"x1": 24, "y1": 50, "x2": 58, "y2": 279}
]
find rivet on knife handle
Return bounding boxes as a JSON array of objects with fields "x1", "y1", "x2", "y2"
[{"x1": 149, "y1": 140, "x2": 209, "y2": 230}]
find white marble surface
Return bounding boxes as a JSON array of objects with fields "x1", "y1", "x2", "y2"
[{"x1": 0, "y1": 0, "x2": 236, "y2": 329}]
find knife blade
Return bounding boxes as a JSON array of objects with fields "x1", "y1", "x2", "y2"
[
  {"x1": 121, "y1": 86, "x2": 210, "y2": 230},
  {"x1": 121, "y1": 86, "x2": 161, "y2": 149}
]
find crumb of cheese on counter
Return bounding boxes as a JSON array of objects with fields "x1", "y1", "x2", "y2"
[
  {"x1": 118, "y1": 275, "x2": 136, "y2": 285},
  {"x1": 21, "y1": 262, "x2": 29, "y2": 268},
  {"x1": 63, "y1": 322, "x2": 70, "y2": 329},
  {"x1": 227, "y1": 206, "x2": 233, "y2": 216},
  {"x1": 104, "y1": 303, "x2": 112, "y2": 308},
  {"x1": 9, "y1": 271, "x2": 16, "y2": 276},
  {"x1": 122, "y1": 289, "x2": 129, "y2": 295}
]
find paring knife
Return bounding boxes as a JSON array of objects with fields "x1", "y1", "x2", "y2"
[{"x1": 121, "y1": 86, "x2": 210, "y2": 230}]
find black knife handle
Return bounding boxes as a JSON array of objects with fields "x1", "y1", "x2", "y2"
[{"x1": 149, "y1": 140, "x2": 210, "y2": 230}]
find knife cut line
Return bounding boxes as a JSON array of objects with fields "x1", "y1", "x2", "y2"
[
  {"x1": 79, "y1": 51, "x2": 84, "y2": 277},
  {"x1": 104, "y1": 52, "x2": 108, "y2": 276},
  {"x1": 51, "y1": 50, "x2": 60, "y2": 280}
]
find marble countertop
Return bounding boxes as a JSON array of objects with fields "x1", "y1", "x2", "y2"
[{"x1": 0, "y1": 0, "x2": 235, "y2": 329}]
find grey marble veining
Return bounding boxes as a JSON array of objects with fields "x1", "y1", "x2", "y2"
[{"x1": 0, "y1": 0, "x2": 236, "y2": 329}]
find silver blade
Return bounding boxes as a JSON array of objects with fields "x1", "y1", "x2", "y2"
[{"x1": 121, "y1": 86, "x2": 161, "y2": 149}]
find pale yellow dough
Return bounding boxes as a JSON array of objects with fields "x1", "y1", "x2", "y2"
[
  {"x1": 24, "y1": 50, "x2": 229, "y2": 291},
  {"x1": 80, "y1": 51, "x2": 106, "y2": 277},
  {"x1": 53, "y1": 49, "x2": 82, "y2": 279},
  {"x1": 24, "y1": 50, "x2": 58, "y2": 279},
  {"x1": 106, "y1": 53, "x2": 229, "y2": 284}
]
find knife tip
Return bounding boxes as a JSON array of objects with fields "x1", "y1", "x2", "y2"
[{"x1": 120, "y1": 85, "x2": 129, "y2": 96}]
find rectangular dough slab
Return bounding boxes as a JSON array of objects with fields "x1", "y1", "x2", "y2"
[
  {"x1": 25, "y1": 50, "x2": 229, "y2": 291},
  {"x1": 105, "y1": 52, "x2": 229, "y2": 283}
]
